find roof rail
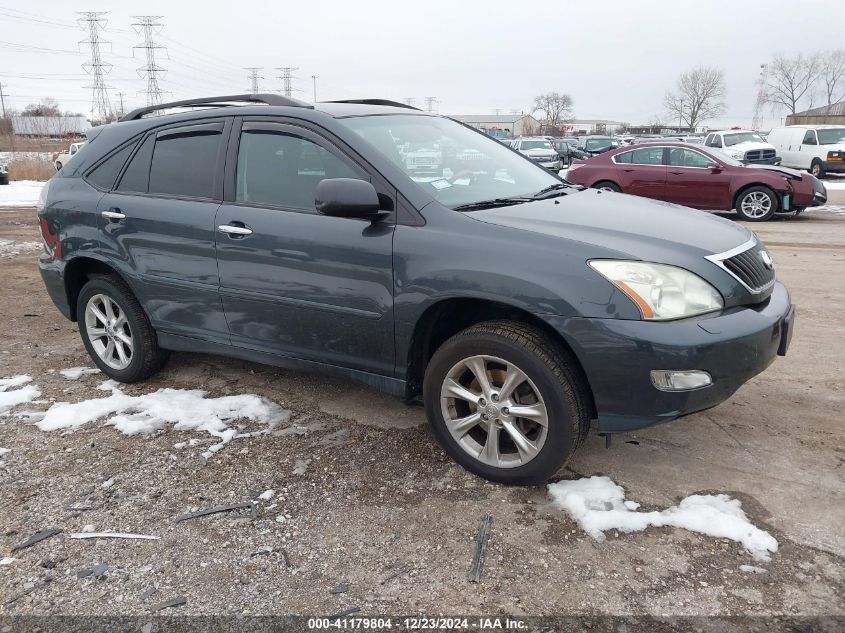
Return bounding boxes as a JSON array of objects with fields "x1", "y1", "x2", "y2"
[
  {"x1": 324, "y1": 99, "x2": 421, "y2": 111},
  {"x1": 119, "y1": 93, "x2": 313, "y2": 122}
]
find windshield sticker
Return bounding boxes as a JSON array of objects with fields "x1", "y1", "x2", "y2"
[
  {"x1": 430, "y1": 178, "x2": 452, "y2": 190},
  {"x1": 452, "y1": 178, "x2": 472, "y2": 186}
]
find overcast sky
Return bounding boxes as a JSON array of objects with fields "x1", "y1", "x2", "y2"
[{"x1": 0, "y1": 0, "x2": 832, "y2": 129}]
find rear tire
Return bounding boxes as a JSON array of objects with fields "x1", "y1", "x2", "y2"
[
  {"x1": 76, "y1": 275, "x2": 169, "y2": 383},
  {"x1": 423, "y1": 320, "x2": 591, "y2": 485},
  {"x1": 55, "y1": 161, "x2": 62, "y2": 171},
  {"x1": 810, "y1": 160, "x2": 825, "y2": 179},
  {"x1": 593, "y1": 181, "x2": 621, "y2": 193},
  {"x1": 735, "y1": 186, "x2": 777, "y2": 222}
]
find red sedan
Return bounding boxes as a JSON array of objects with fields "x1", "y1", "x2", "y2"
[{"x1": 566, "y1": 142, "x2": 827, "y2": 221}]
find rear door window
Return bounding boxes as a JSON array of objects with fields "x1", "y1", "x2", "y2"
[
  {"x1": 614, "y1": 151, "x2": 633, "y2": 163},
  {"x1": 630, "y1": 147, "x2": 665, "y2": 165},
  {"x1": 116, "y1": 135, "x2": 154, "y2": 193},
  {"x1": 147, "y1": 123, "x2": 224, "y2": 199}
]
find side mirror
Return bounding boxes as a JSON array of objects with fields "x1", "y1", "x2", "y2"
[
  {"x1": 315, "y1": 178, "x2": 382, "y2": 219},
  {"x1": 707, "y1": 162, "x2": 722, "y2": 172}
]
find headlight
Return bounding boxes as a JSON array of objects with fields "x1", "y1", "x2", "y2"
[{"x1": 589, "y1": 260, "x2": 723, "y2": 320}]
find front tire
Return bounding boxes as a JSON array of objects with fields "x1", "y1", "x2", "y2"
[
  {"x1": 423, "y1": 321, "x2": 591, "y2": 485},
  {"x1": 55, "y1": 162, "x2": 62, "y2": 171},
  {"x1": 736, "y1": 186, "x2": 777, "y2": 222},
  {"x1": 76, "y1": 275, "x2": 169, "y2": 383},
  {"x1": 810, "y1": 160, "x2": 825, "y2": 179},
  {"x1": 593, "y1": 181, "x2": 621, "y2": 193}
]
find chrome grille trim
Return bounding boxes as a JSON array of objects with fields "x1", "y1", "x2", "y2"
[{"x1": 705, "y1": 237, "x2": 776, "y2": 295}]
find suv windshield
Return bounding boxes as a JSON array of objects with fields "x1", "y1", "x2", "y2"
[
  {"x1": 723, "y1": 132, "x2": 764, "y2": 146},
  {"x1": 520, "y1": 140, "x2": 553, "y2": 150},
  {"x1": 817, "y1": 128, "x2": 845, "y2": 145},
  {"x1": 338, "y1": 115, "x2": 559, "y2": 209}
]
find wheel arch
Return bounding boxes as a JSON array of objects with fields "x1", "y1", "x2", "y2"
[
  {"x1": 732, "y1": 182, "x2": 780, "y2": 213},
  {"x1": 403, "y1": 297, "x2": 596, "y2": 417},
  {"x1": 63, "y1": 256, "x2": 133, "y2": 322}
]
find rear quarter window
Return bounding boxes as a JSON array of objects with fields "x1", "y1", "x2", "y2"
[{"x1": 85, "y1": 142, "x2": 136, "y2": 190}]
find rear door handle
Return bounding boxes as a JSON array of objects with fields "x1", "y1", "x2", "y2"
[
  {"x1": 101, "y1": 209, "x2": 125, "y2": 220},
  {"x1": 217, "y1": 224, "x2": 253, "y2": 236}
]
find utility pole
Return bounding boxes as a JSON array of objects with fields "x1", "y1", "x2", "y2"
[
  {"x1": 403, "y1": 97, "x2": 416, "y2": 107},
  {"x1": 245, "y1": 67, "x2": 264, "y2": 94},
  {"x1": 77, "y1": 12, "x2": 113, "y2": 124},
  {"x1": 311, "y1": 75, "x2": 318, "y2": 103},
  {"x1": 276, "y1": 67, "x2": 298, "y2": 97},
  {"x1": 0, "y1": 82, "x2": 8, "y2": 118},
  {"x1": 132, "y1": 16, "x2": 167, "y2": 108},
  {"x1": 678, "y1": 101, "x2": 685, "y2": 133},
  {"x1": 424, "y1": 96, "x2": 437, "y2": 113},
  {"x1": 116, "y1": 92, "x2": 126, "y2": 116}
]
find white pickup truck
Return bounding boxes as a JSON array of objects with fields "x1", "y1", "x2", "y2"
[
  {"x1": 703, "y1": 130, "x2": 780, "y2": 165},
  {"x1": 53, "y1": 142, "x2": 85, "y2": 171}
]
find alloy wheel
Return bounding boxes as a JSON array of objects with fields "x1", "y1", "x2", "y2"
[
  {"x1": 740, "y1": 191, "x2": 773, "y2": 219},
  {"x1": 439, "y1": 355, "x2": 548, "y2": 469},
  {"x1": 84, "y1": 293, "x2": 134, "y2": 370}
]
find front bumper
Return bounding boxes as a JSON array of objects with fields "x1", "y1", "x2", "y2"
[
  {"x1": 546, "y1": 281, "x2": 793, "y2": 432},
  {"x1": 741, "y1": 155, "x2": 781, "y2": 165},
  {"x1": 823, "y1": 159, "x2": 845, "y2": 173}
]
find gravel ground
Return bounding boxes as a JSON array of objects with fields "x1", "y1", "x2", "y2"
[{"x1": 0, "y1": 203, "x2": 843, "y2": 625}]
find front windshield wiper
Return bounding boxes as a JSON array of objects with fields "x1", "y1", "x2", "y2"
[
  {"x1": 452, "y1": 197, "x2": 533, "y2": 211},
  {"x1": 531, "y1": 182, "x2": 581, "y2": 199}
]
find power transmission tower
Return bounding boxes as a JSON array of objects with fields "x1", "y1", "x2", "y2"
[
  {"x1": 116, "y1": 92, "x2": 126, "y2": 116},
  {"x1": 751, "y1": 63, "x2": 768, "y2": 131},
  {"x1": 77, "y1": 11, "x2": 113, "y2": 123},
  {"x1": 132, "y1": 16, "x2": 167, "y2": 108},
  {"x1": 276, "y1": 67, "x2": 298, "y2": 97},
  {"x1": 424, "y1": 96, "x2": 438, "y2": 113},
  {"x1": 245, "y1": 67, "x2": 264, "y2": 94},
  {"x1": 403, "y1": 97, "x2": 416, "y2": 107}
]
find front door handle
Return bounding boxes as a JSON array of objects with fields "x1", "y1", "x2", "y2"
[
  {"x1": 670, "y1": 171, "x2": 684, "y2": 175},
  {"x1": 217, "y1": 224, "x2": 253, "y2": 236},
  {"x1": 101, "y1": 209, "x2": 125, "y2": 220}
]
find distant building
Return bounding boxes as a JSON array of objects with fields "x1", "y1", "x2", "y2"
[
  {"x1": 786, "y1": 101, "x2": 845, "y2": 126},
  {"x1": 558, "y1": 119, "x2": 629, "y2": 135},
  {"x1": 11, "y1": 115, "x2": 90, "y2": 137},
  {"x1": 449, "y1": 114, "x2": 540, "y2": 138}
]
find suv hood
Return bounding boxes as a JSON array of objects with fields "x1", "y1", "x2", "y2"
[
  {"x1": 725, "y1": 140, "x2": 775, "y2": 153},
  {"x1": 468, "y1": 188, "x2": 751, "y2": 260},
  {"x1": 522, "y1": 149, "x2": 558, "y2": 159}
]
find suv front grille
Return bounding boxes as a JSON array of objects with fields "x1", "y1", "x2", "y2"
[
  {"x1": 744, "y1": 149, "x2": 776, "y2": 162},
  {"x1": 707, "y1": 240, "x2": 775, "y2": 294}
]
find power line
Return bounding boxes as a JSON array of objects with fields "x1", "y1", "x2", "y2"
[
  {"x1": 276, "y1": 66, "x2": 298, "y2": 97},
  {"x1": 245, "y1": 67, "x2": 264, "y2": 94},
  {"x1": 77, "y1": 11, "x2": 112, "y2": 124}
]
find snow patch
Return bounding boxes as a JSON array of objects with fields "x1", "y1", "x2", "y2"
[
  {"x1": 739, "y1": 564, "x2": 768, "y2": 574},
  {"x1": 0, "y1": 239, "x2": 41, "y2": 258},
  {"x1": 35, "y1": 383, "x2": 290, "y2": 453},
  {"x1": 0, "y1": 375, "x2": 41, "y2": 413},
  {"x1": 0, "y1": 557, "x2": 15, "y2": 565},
  {"x1": 0, "y1": 448, "x2": 9, "y2": 456},
  {"x1": 548, "y1": 476, "x2": 778, "y2": 561},
  {"x1": 0, "y1": 180, "x2": 45, "y2": 208},
  {"x1": 258, "y1": 489, "x2": 275, "y2": 501},
  {"x1": 59, "y1": 367, "x2": 101, "y2": 380}
]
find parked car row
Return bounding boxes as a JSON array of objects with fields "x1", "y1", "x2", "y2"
[{"x1": 566, "y1": 141, "x2": 827, "y2": 221}]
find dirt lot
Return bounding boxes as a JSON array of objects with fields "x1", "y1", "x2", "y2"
[{"x1": 0, "y1": 202, "x2": 843, "y2": 625}]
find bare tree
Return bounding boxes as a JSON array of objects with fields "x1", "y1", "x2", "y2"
[
  {"x1": 532, "y1": 92, "x2": 574, "y2": 130},
  {"x1": 663, "y1": 66, "x2": 726, "y2": 131},
  {"x1": 819, "y1": 49, "x2": 845, "y2": 106},
  {"x1": 22, "y1": 97, "x2": 62, "y2": 117},
  {"x1": 763, "y1": 53, "x2": 819, "y2": 114}
]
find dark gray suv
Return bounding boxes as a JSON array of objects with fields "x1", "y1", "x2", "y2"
[{"x1": 37, "y1": 94, "x2": 795, "y2": 484}]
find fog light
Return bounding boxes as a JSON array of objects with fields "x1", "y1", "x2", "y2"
[{"x1": 650, "y1": 370, "x2": 712, "y2": 392}]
